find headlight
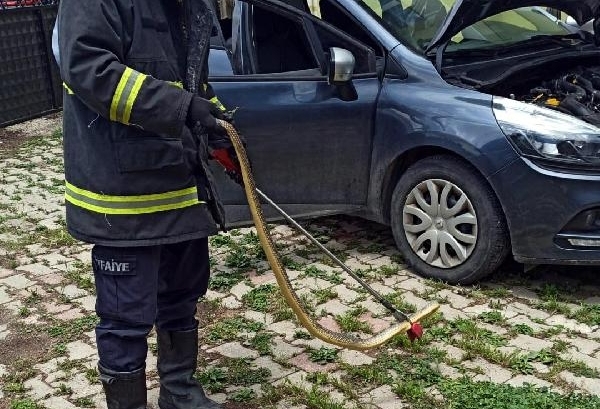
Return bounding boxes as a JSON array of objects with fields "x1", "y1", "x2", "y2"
[{"x1": 492, "y1": 96, "x2": 600, "y2": 168}]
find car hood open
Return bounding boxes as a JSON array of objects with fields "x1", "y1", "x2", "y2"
[{"x1": 426, "y1": 0, "x2": 600, "y2": 52}]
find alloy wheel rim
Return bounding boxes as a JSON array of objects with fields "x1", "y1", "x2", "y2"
[{"x1": 403, "y1": 179, "x2": 478, "y2": 269}]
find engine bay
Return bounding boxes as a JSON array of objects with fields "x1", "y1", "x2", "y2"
[
  {"x1": 515, "y1": 67, "x2": 600, "y2": 127},
  {"x1": 451, "y1": 55, "x2": 600, "y2": 127}
]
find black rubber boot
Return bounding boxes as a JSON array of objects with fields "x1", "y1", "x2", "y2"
[
  {"x1": 99, "y1": 364, "x2": 147, "y2": 409},
  {"x1": 157, "y1": 328, "x2": 221, "y2": 409}
]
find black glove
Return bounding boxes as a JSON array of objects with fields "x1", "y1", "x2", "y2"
[{"x1": 186, "y1": 96, "x2": 227, "y2": 135}]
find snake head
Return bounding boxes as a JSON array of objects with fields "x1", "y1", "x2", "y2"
[{"x1": 407, "y1": 322, "x2": 423, "y2": 342}]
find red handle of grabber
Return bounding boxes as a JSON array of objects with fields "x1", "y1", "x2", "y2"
[{"x1": 211, "y1": 148, "x2": 240, "y2": 174}]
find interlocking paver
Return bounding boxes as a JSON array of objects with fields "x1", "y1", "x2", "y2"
[
  {"x1": 362, "y1": 385, "x2": 408, "y2": 409},
  {"x1": 506, "y1": 375, "x2": 553, "y2": 389},
  {"x1": 0, "y1": 273, "x2": 34, "y2": 289},
  {"x1": 339, "y1": 349, "x2": 374, "y2": 366},
  {"x1": 3, "y1": 115, "x2": 600, "y2": 408},
  {"x1": 66, "y1": 340, "x2": 97, "y2": 360},
  {"x1": 508, "y1": 334, "x2": 553, "y2": 352},
  {"x1": 271, "y1": 337, "x2": 304, "y2": 359},
  {"x1": 207, "y1": 342, "x2": 259, "y2": 359},
  {"x1": 559, "y1": 371, "x2": 600, "y2": 395},
  {"x1": 0, "y1": 286, "x2": 9, "y2": 304}
]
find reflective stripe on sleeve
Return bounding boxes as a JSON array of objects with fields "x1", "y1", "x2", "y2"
[
  {"x1": 209, "y1": 96, "x2": 227, "y2": 112},
  {"x1": 168, "y1": 81, "x2": 184, "y2": 89},
  {"x1": 64, "y1": 182, "x2": 203, "y2": 215},
  {"x1": 110, "y1": 67, "x2": 148, "y2": 124},
  {"x1": 63, "y1": 82, "x2": 74, "y2": 95}
]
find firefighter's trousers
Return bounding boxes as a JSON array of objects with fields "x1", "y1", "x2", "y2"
[{"x1": 91, "y1": 238, "x2": 210, "y2": 372}]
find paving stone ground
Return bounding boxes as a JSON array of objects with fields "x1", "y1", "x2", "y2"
[{"x1": 1, "y1": 116, "x2": 600, "y2": 408}]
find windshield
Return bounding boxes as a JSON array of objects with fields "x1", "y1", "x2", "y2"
[{"x1": 357, "y1": 0, "x2": 573, "y2": 51}]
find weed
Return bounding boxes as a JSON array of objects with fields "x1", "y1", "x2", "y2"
[
  {"x1": 478, "y1": 310, "x2": 505, "y2": 324},
  {"x1": 148, "y1": 342, "x2": 158, "y2": 355},
  {"x1": 231, "y1": 388, "x2": 256, "y2": 402},
  {"x1": 335, "y1": 307, "x2": 370, "y2": 333},
  {"x1": 4, "y1": 382, "x2": 26, "y2": 393},
  {"x1": 84, "y1": 368, "x2": 98, "y2": 384},
  {"x1": 242, "y1": 284, "x2": 278, "y2": 312},
  {"x1": 424, "y1": 324, "x2": 454, "y2": 343},
  {"x1": 481, "y1": 287, "x2": 511, "y2": 298},
  {"x1": 9, "y1": 399, "x2": 44, "y2": 409},
  {"x1": 313, "y1": 288, "x2": 338, "y2": 304},
  {"x1": 65, "y1": 262, "x2": 95, "y2": 293},
  {"x1": 508, "y1": 354, "x2": 535, "y2": 374},
  {"x1": 293, "y1": 330, "x2": 312, "y2": 340},
  {"x1": 73, "y1": 397, "x2": 95, "y2": 407},
  {"x1": 377, "y1": 264, "x2": 401, "y2": 277},
  {"x1": 250, "y1": 332, "x2": 274, "y2": 355},
  {"x1": 208, "y1": 271, "x2": 244, "y2": 291},
  {"x1": 554, "y1": 358, "x2": 599, "y2": 379},
  {"x1": 24, "y1": 290, "x2": 42, "y2": 306},
  {"x1": 341, "y1": 361, "x2": 392, "y2": 388},
  {"x1": 304, "y1": 386, "x2": 347, "y2": 409},
  {"x1": 308, "y1": 347, "x2": 338, "y2": 364},
  {"x1": 305, "y1": 372, "x2": 330, "y2": 386},
  {"x1": 439, "y1": 378, "x2": 600, "y2": 409},
  {"x1": 225, "y1": 247, "x2": 254, "y2": 270},
  {"x1": 301, "y1": 265, "x2": 343, "y2": 284},
  {"x1": 225, "y1": 357, "x2": 271, "y2": 386},
  {"x1": 197, "y1": 367, "x2": 227, "y2": 392},
  {"x1": 451, "y1": 318, "x2": 507, "y2": 348},
  {"x1": 488, "y1": 299, "x2": 504, "y2": 310},
  {"x1": 536, "y1": 284, "x2": 572, "y2": 315},
  {"x1": 47, "y1": 315, "x2": 99, "y2": 341},
  {"x1": 55, "y1": 383, "x2": 72, "y2": 396},
  {"x1": 206, "y1": 317, "x2": 264, "y2": 342},
  {"x1": 281, "y1": 255, "x2": 306, "y2": 270},
  {"x1": 568, "y1": 304, "x2": 600, "y2": 326},
  {"x1": 209, "y1": 234, "x2": 233, "y2": 247},
  {"x1": 384, "y1": 292, "x2": 417, "y2": 314},
  {"x1": 512, "y1": 323, "x2": 534, "y2": 335}
]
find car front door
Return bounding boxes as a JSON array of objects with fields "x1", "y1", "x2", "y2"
[{"x1": 208, "y1": 0, "x2": 381, "y2": 226}]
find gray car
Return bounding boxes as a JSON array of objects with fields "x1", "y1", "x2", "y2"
[{"x1": 205, "y1": 0, "x2": 600, "y2": 284}]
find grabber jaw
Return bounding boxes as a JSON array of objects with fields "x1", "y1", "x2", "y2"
[
  {"x1": 407, "y1": 322, "x2": 424, "y2": 342},
  {"x1": 392, "y1": 303, "x2": 440, "y2": 343}
]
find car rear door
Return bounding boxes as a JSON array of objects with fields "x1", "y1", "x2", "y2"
[{"x1": 209, "y1": 0, "x2": 381, "y2": 226}]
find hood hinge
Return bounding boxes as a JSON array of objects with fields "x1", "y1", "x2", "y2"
[{"x1": 435, "y1": 42, "x2": 448, "y2": 73}]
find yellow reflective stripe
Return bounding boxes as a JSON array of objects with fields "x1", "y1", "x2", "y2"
[
  {"x1": 210, "y1": 96, "x2": 227, "y2": 112},
  {"x1": 65, "y1": 194, "x2": 201, "y2": 215},
  {"x1": 110, "y1": 67, "x2": 133, "y2": 121},
  {"x1": 168, "y1": 81, "x2": 183, "y2": 89},
  {"x1": 122, "y1": 73, "x2": 147, "y2": 124},
  {"x1": 65, "y1": 182, "x2": 197, "y2": 203},
  {"x1": 62, "y1": 82, "x2": 74, "y2": 95},
  {"x1": 64, "y1": 182, "x2": 203, "y2": 215}
]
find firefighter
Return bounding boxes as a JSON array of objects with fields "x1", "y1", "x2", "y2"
[{"x1": 55, "y1": 0, "x2": 229, "y2": 407}]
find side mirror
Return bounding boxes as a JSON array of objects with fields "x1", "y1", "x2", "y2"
[{"x1": 328, "y1": 47, "x2": 355, "y2": 85}]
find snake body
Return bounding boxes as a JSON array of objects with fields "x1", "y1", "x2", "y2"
[{"x1": 219, "y1": 120, "x2": 439, "y2": 350}]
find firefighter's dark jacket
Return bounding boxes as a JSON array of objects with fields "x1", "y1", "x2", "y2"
[{"x1": 57, "y1": 0, "x2": 224, "y2": 246}]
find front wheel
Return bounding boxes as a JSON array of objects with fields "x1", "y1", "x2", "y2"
[{"x1": 390, "y1": 155, "x2": 509, "y2": 284}]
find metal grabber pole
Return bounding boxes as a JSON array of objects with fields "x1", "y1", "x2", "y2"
[{"x1": 255, "y1": 188, "x2": 414, "y2": 325}]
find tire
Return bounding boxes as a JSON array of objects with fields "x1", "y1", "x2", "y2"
[{"x1": 390, "y1": 155, "x2": 509, "y2": 284}]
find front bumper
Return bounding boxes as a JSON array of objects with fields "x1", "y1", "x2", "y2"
[{"x1": 489, "y1": 157, "x2": 600, "y2": 265}]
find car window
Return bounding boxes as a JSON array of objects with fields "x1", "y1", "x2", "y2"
[
  {"x1": 247, "y1": 4, "x2": 320, "y2": 74},
  {"x1": 219, "y1": 0, "x2": 378, "y2": 76},
  {"x1": 352, "y1": 0, "x2": 572, "y2": 51},
  {"x1": 309, "y1": 0, "x2": 385, "y2": 57},
  {"x1": 449, "y1": 8, "x2": 572, "y2": 52}
]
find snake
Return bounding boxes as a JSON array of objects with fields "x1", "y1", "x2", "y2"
[{"x1": 217, "y1": 119, "x2": 440, "y2": 350}]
